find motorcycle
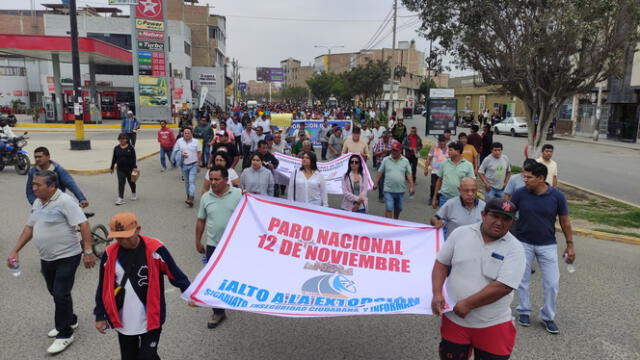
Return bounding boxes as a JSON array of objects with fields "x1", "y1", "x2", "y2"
[{"x1": 0, "y1": 132, "x2": 30, "y2": 175}]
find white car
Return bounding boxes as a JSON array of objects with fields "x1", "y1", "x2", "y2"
[{"x1": 494, "y1": 116, "x2": 528, "y2": 136}]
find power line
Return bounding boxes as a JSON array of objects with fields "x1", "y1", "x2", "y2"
[
  {"x1": 361, "y1": 7, "x2": 393, "y2": 50},
  {"x1": 221, "y1": 14, "x2": 418, "y2": 23}
]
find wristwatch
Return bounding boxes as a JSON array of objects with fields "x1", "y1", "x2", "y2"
[{"x1": 83, "y1": 249, "x2": 94, "y2": 255}]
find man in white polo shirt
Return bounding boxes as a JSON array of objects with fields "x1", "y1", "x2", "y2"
[
  {"x1": 174, "y1": 127, "x2": 201, "y2": 207},
  {"x1": 431, "y1": 177, "x2": 485, "y2": 238},
  {"x1": 432, "y1": 198, "x2": 526, "y2": 360},
  {"x1": 7, "y1": 170, "x2": 96, "y2": 355}
]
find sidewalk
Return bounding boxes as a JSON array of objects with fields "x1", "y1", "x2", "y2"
[
  {"x1": 23, "y1": 130, "x2": 161, "y2": 174},
  {"x1": 553, "y1": 134, "x2": 640, "y2": 151}
]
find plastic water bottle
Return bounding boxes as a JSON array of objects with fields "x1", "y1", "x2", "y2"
[
  {"x1": 201, "y1": 255, "x2": 208, "y2": 265},
  {"x1": 9, "y1": 258, "x2": 21, "y2": 277},
  {"x1": 563, "y1": 253, "x2": 575, "y2": 274}
]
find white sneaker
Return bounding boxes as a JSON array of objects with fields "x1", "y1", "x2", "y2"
[
  {"x1": 160, "y1": 167, "x2": 166, "y2": 172},
  {"x1": 130, "y1": 194, "x2": 138, "y2": 201},
  {"x1": 46, "y1": 335, "x2": 74, "y2": 354},
  {"x1": 48, "y1": 322, "x2": 79, "y2": 338},
  {"x1": 115, "y1": 198, "x2": 126, "y2": 205}
]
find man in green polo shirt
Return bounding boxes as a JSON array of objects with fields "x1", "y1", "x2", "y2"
[
  {"x1": 195, "y1": 165, "x2": 242, "y2": 329},
  {"x1": 373, "y1": 142, "x2": 415, "y2": 219},
  {"x1": 432, "y1": 141, "x2": 475, "y2": 209}
]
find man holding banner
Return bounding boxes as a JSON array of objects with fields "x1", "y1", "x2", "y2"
[
  {"x1": 195, "y1": 165, "x2": 243, "y2": 328},
  {"x1": 432, "y1": 198, "x2": 525, "y2": 360}
]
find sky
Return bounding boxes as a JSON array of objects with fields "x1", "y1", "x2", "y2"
[{"x1": 0, "y1": 0, "x2": 473, "y2": 82}]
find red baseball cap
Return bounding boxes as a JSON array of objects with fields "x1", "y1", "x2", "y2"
[{"x1": 391, "y1": 142, "x2": 402, "y2": 151}]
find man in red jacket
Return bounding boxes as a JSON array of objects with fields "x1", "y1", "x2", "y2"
[
  {"x1": 157, "y1": 120, "x2": 176, "y2": 171},
  {"x1": 94, "y1": 212, "x2": 190, "y2": 360}
]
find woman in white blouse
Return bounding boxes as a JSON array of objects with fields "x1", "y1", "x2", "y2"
[{"x1": 288, "y1": 151, "x2": 328, "y2": 206}]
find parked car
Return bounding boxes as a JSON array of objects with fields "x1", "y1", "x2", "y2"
[{"x1": 494, "y1": 116, "x2": 528, "y2": 136}]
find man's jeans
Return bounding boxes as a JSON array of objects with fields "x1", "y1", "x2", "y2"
[
  {"x1": 516, "y1": 243, "x2": 560, "y2": 321},
  {"x1": 181, "y1": 162, "x2": 198, "y2": 198},
  {"x1": 377, "y1": 173, "x2": 385, "y2": 200},
  {"x1": 320, "y1": 142, "x2": 328, "y2": 160},
  {"x1": 407, "y1": 154, "x2": 418, "y2": 182},
  {"x1": 40, "y1": 254, "x2": 81, "y2": 339},
  {"x1": 160, "y1": 147, "x2": 172, "y2": 169},
  {"x1": 202, "y1": 143, "x2": 211, "y2": 167},
  {"x1": 438, "y1": 194, "x2": 450, "y2": 207},
  {"x1": 485, "y1": 187, "x2": 505, "y2": 202}
]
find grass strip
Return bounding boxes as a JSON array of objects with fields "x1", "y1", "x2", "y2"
[{"x1": 568, "y1": 200, "x2": 640, "y2": 228}]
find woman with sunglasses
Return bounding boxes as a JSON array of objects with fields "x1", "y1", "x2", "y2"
[
  {"x1": 287, "y1": 151, "x2": 328, "y2": 207},
  {"x1": 341, "y1": 154, "x2": 369, "y2": 213}
]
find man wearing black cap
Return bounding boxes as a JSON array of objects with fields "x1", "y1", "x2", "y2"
[{"x1": 432, "y1": 198, "x2": 525, "y2": 360}]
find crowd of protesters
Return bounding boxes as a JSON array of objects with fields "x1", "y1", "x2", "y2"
[{"x1": 8, "y1": 100, "x2": 574, "y2": 360}]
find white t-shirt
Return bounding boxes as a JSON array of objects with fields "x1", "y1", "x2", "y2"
[
  {"x1": 204, "y1": 168, "x2": 238, "y2": 185},
  {"x1": 27, "y1": 190, "x2": 86, "y2": 261},
  {"x1": 537, "y1": 158, "x2": 558, "y2": 185},
  {"x1": 255, "y1": 118, "x2": 271, "y2": 133},
  {"x1": 174, "y1": 138, "x2": 200, "y2": 165},
  {"x1": 371, "y1": 126, "x2": 386, "y2": 145},
  {"x1": 437, "y1": 223, "x2": 525, "y2": 328},
  {"x1": 360, "y1": 128, "x2": 373, "y2": 144},
  {"x1": 114, "y1": 260, "x2": 147, "y2": 335}
]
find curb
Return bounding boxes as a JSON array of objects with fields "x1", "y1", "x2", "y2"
[
  {"x1": 66, "y1": 150, "x2": 160, "y2": 175},
  {"x1": 416, "y1": 158, "x2": 640, "y2": 245}
]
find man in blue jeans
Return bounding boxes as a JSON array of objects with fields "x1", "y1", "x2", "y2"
[
  {"x1": 174, "y1": 127, "x2": 201, "y2": 207},
  {"x1": 510, "y1": 162, "x2": 575, "y2": 334},
  {"x1": 373, "y1": 142, "x2": 414, "y2": 219},
  {"x1": 479, "y1": 142, "x2": 511, "y2": 202}
]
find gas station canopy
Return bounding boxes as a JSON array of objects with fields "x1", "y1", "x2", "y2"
[{"x1": 0, "y1": 34, "x2": 132, "y2": 65}]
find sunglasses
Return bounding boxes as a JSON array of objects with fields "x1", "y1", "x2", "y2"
[{"x1": 350, "y1": 160, "x2": 360, "y2": 164}]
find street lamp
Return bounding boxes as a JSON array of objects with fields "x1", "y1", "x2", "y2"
[{"x1": 314, "y1": 45, "x2": 344, "y2": 73}]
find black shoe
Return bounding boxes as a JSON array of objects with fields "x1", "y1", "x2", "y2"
[{"x1": 207, "y1": 313, "x2": 226, "y2": 328}]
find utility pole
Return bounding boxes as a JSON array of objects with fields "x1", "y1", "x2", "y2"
[
  {"x1": 69, "y1": 0, "x2": 90, "y2": 150},
  {"x1": 425, "y1": 40, "x2": 433, "y2": 136},
  {"x1": 387, "y1": 0, "x2": 398, "y2": 118}
]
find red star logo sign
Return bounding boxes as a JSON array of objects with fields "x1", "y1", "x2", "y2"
[{"x1": 136, "y1": 0, "x2": 163, "y2": 20}]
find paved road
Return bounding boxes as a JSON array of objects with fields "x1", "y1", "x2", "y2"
[
  {"x1": 405, "y1": 115, "x2": 640, "y2": 205},
  {"x1": 1, "y1": 149, "x2": 639, "y2": 359}
]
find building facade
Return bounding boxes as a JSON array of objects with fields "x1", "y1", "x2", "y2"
[
  {"x1": 280, "y1": 57, "x2": 313, "y2": 89},
  {"x1": 0, "y1": 0, "x2": 229, "y2": 120},
  {"x1": 312, "y1": 40, "x2": 426, "y2": 110}
]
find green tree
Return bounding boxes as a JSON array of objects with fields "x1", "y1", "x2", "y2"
[
  {"x1": 403, "y1": 0, "x2": 640, "y2": 156},
  {"x1": 331, "y1": 73, "x2": 354, "y2": 106},
  {"x1": 349, "y1": 60, "x2": 390, "y2": 108},
  {"x1": 280, "y1": 86, "x2": 309, "y2": 104},
  {"x1": 306, "y1": 72, "x2": 334, "y2": 104},
  {"x1": 418, "y1": 78, "x2": 438, "y2": 101}
]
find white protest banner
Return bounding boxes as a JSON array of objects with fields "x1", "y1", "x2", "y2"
[
  {"x1": 272, "y1": 153, "x2": 373, "y2": 194},
  {"x1": 183, "y1": 194, "x2": 445, "y2": 317}
]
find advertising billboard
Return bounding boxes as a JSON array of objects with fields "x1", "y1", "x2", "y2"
[
  {"x1": 256, "y1": 67, "x2": 284, "y2": 82},
  {"x1": 427, "y1": 98, "x2": 457, "y2": 135}
]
